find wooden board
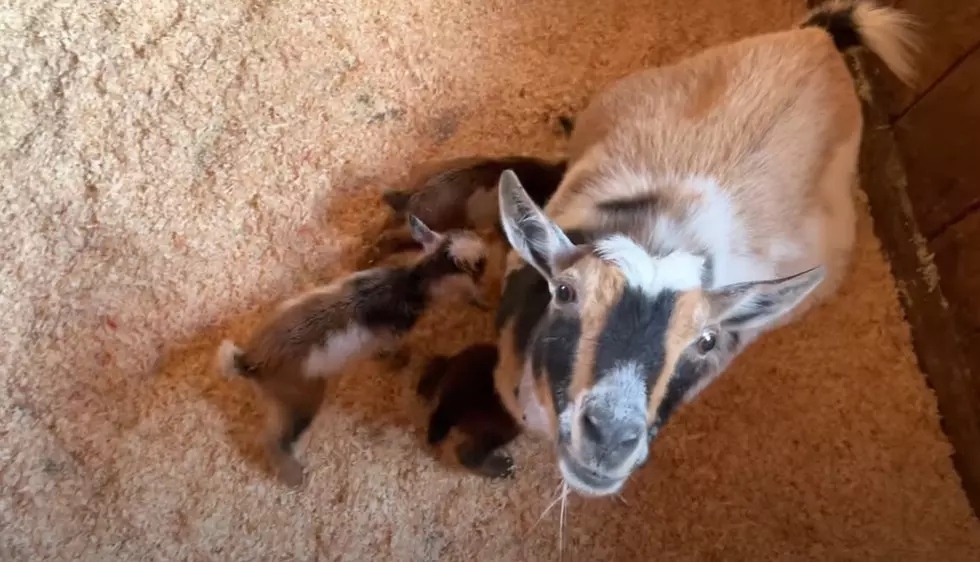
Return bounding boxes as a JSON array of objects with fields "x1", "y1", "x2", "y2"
[
  {"x1": 875, "y1": 0, "x2": 980, "y2": 117},
  {"x1": 932, "y1": 212, "x2": 980, "y2": 372},
  {"x1": 855, "y1": 52, "x2": 980, "y2": 516},
  {"x1": 893, "y1": 45, "x2": 980, "y2": 239}
]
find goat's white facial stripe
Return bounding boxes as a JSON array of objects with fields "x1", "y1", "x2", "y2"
[
  {"x1": 566, "y1": 394, "x2": 584, "y2": 455},
  {"x1": 593, "y1": 234, "x2": 705, "y2": 294},
  {"x1": 654, "y1": 251, "x2": 707, "y2": 292},
  {"x1": 565, "y1": 361, "x2": 649, "y2": 483},
  {"x1": 568, "y1": 362, "x2": 646, "y2": 454},
  {"x1": 594, "y1": 235, "x2": 658, "y2": 291},
  {"x1": 591, "y1": 361, "x2": 648, "y2": 422}
]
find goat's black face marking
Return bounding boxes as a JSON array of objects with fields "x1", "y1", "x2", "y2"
[
  {"x1": 533, "y1": 312, "x2": 581, "y2": 412},
  {"x1": 593, "y1": 287, "x2": 677, "y2": 394},
  {"x1": 497, "y1": 228, "x2": 597, "y2": 357},
  {"x1": 654, "y1": 355, "x2": 706, "y2": 431},
  {"x1": 497, "y1": 264, "x2": 551, "y2": 358}
]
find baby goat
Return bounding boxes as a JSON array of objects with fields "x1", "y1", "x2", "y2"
[
  {"x1": 217, "y1": 215, "x2": 489, "y2": 487},
  {"x1": 364, "y1": 155, "x2": 567, "y2": 265},
  {"x1": 417, "y1": 343, "x2": 521, "y2": 479},
  {"x1": 492, "y1": 0, "x2": 920, "y2": 497}
]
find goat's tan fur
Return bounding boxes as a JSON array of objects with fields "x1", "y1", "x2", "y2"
[
  {"x1": 554, "y1": 28, "x2": 863, "y2": 298},
  {"x1": 494, "y1": 1, "x2": 919, "y2": 485}
]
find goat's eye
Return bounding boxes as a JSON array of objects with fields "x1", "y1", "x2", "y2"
[
  {"x1": 555, "y1": 284, "x2": 576, "y2": 304},
  {"x1": 696, "y1": 332, "x2": 717, "y2": 354}
]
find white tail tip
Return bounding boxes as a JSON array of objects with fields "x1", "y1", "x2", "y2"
[
  {"x1": 804, "y1": 0, "x2": 922, "y2": 87},
  {"x1": 852, "y1": 1, "x2": 921, "y2": 86}
]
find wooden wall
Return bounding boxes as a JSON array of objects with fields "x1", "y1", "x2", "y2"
[{"x1": 867, "y1": 0, "x2": 980, "y2": 515}]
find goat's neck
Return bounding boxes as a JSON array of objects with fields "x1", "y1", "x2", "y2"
[{"x1": 405, "y1": 252, "x2": 458, "y2": 297}]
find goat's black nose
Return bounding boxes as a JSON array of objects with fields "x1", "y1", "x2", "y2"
[{"x1": 580, "y1": 405, "x2": 644, "y2": 465}]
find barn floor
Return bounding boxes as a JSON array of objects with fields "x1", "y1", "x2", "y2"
[{"x1": 2, "y1": 0, "x2": 979, "y2": 560}]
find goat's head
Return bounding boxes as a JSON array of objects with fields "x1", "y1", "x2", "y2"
[
  {"x1": 407, "y1": 214, "x2": 490, "y2": 309},
  {"x1": 497, "y1": 169, "x2": 825, "y2": 497}
]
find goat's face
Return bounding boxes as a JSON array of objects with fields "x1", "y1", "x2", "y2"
[{"x1": 497, "y1": 170, "x2": 825, "y2": 497}]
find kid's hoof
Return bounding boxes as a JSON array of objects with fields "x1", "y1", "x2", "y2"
[
  {"x1": 457, "y1": 443, "x2": 515, "y2": 480},
  {"x1": 376, "y1": 348, "x2": 411, "y2": 369},
  {"x1": 482, "y1": 453, "x2": 516, "y2": 480},
  {"x1": 276, "y1": 457, "x2": 306, "y2": 488}
]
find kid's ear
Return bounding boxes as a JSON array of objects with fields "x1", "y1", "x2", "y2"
[{"x1": 408, "y1": 214, "x2": 443, "y2": 251}]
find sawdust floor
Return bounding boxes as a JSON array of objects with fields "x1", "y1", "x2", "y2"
[{"x1": 2, "y1": 0, "x2": 979, "y2": 560}]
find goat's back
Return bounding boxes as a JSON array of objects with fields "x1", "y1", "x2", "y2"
[{"x1": 543, "y1": 28, "x2": 862, "y2": 294}]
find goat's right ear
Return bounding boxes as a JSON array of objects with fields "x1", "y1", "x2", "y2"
[
  {"x1": 408, "y1": 214, "x2": 443, "y2": 251},
  {"x1": 497, "y1": 169, "x2": 576, "y2": 280}
]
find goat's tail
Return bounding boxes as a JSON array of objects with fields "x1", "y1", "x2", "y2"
[
  {"x1": 801, "y1": 0, "x2": 920, "y2": 86},
  {"x1": 217, "y1": 339, "x2": 256, "y2": 379}
]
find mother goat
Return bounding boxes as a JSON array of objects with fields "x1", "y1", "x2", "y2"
[{"x1": 492, "y1": 0, "x2": 919, "y2": 497}]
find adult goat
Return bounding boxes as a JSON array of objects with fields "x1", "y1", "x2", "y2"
[{"x1": 492, "y1": 0, "x2": 919, "y2": 496}]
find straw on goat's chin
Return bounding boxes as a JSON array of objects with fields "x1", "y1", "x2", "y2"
[
  {"x1": 523, "y1": 480, "x2": 571, "y2": 560},
  {"x1": 522, "y1": 478, "x2": 629, "y2": 560},
  {"x1": 558, "y1": 481, "x2": 569, "y2": 562}
]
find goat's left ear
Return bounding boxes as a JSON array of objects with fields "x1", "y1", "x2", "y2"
[
  {"x1": 408, "y1": 214, "x2": 443, "y2": 251},
  {"x1": 705, "y1": 266, "x2": 826, "y2": 331}
]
